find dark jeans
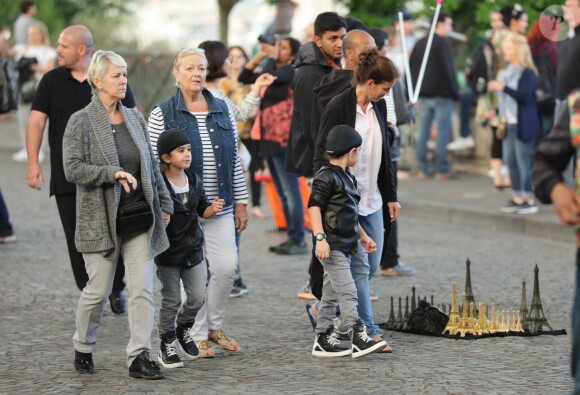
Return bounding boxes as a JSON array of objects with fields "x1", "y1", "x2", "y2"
[
  {"x1": 0, "y1": 189, "x2": 13, "y2": 233},
  {"x1": 267, "y1": 150, "x2": 304, "y2": 243},
  {"x1": 459, "y1": 89, "x2": 478, "y2": 138},
  {"x1": 55, "y1": 193, "x2": 125, "y2": 292},
  {"x1": 241, "y1": 138, "x2": 263, "y2": 207},
  {"x1": 573, "y1": 248, "x2": 580, "y2": 394},
  {"x1": 381, "y1": 161, "x2": 399, "y2": 269}
]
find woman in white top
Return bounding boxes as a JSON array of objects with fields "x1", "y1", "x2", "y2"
[{"x1": 12, "y1": 22, "x2": 56, "y2": 162}]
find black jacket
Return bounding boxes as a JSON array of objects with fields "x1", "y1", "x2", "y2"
[
  {"x1": 532, "y1": 96, "x2": 575, "y2": 204},
  {"x1": 556, "y1": 25, "x2": 580, "y2": 100},
  {"x1": 410, "y1": 34, "x2": 459, "y2": 100},
  {"x1": 308, "y1": 164, "x2": 361, "y2": 254},
  {"x1": 285, "y1": 41, "x2": 340, "y2": 176},
  {"x1": 314, "y1": 86, "x2": 397, "y2": 204},
  {"x1": 154, "y1": 170, "x2": 211, "y2": 267}
]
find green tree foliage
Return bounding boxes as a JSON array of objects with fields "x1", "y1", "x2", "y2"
[{"x1": 0, "y1": 0, "x2": 132, "y2": 45}]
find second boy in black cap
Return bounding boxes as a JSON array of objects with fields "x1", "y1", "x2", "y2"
[{"x1": 308, "y1": 125, "x2": 387, "y2": 358}]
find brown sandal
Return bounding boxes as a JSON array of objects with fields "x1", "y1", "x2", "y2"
[
  {"x1": 194, "y1": 340, "x2": 215, "y2": 358},
  {"x1": 372, "y1": 336, "x2": 393, "y2": 353},
  {"x1": 208, "y1": 329, "x2": 241, "y2": 352}
]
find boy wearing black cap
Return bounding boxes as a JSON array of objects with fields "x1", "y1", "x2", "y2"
[
  {"x1": 308, "y1": 125, "x2": 387, "y2": 358},
  {"x1": 155, "y1": 129, "x2": 224, "y2": 368}
]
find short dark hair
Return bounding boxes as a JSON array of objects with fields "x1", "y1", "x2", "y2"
[
  {"x1": 198, "y1": 40, "x2": 228, "y2": 81},
  {"x1": 436, "y1": 12, "x2": 451, "y2": 24},
  {"x1": 20, "y1": 1, "x2": 35, "y2": 13},
  {"x1": 345, "y1": 17, "x2": 368, "y2": 32},
  {"x1": 283, "y1": 37, "x2": 301, "y2": 57},
  {"x1": 314, "y1": 12, "x2": 347, "y2": 37},
  {"x1": 353, "y1": 47, "x2": 399, "y2": 85},
  {"x1": 369, "y1": 28, "x2": 387, "y2": 48}
]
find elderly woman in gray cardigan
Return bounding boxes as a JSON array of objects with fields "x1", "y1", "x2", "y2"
[{"x1": 63, "y1": 50, "x2": 173, "y2": 380}]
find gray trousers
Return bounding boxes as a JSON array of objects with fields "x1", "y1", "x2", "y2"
[
  {"x1": 72, "y1": 232, "x2": 155, "y2": 367},
  {"x1": 156, "y1": 263, "x2": 205, "y2": 335},
  {"x1": 316, "y1": 250, "x2": 359, "y2": 335}
]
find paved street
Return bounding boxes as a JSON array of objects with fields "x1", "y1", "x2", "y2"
[{"x1": 0, "y1": 117, "x2": 576, "y2": 394}]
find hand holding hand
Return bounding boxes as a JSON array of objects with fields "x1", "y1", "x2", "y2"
[
  {"x1": 115, "y1": 171, "x2": 138, "y2": 193},
  {"x1": 212, "y1": 197, "x2": 225, "y2": 213}
]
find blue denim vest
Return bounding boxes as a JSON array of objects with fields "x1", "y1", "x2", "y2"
[{"x1": 158, "y1": 88, "x2": 236, "y2": 206}]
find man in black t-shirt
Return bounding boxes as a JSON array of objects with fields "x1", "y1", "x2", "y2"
[{"x1": 25, "y1": 25, "x2": 135, "y2": 314}]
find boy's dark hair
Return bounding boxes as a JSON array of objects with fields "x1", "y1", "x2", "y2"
[
  {"x1": 314, "y1": 12, "x2": 347, "y2": 37},
  {"x1": 159, "y1": 160, "x2": 170, "y2": 173},
  {"x1": 20, "y1": 1, "x2": 35, "y2": 14},
  {"x1": 345, "y1": 16, "x2": 368, "y2": 32},
  {"x1": 369, "y1": 28, "x2": 388, "y2": 48},
  {"x1": 353, "y1": 47, "x2": 399, "y2": 86},
  {"x1": 198, "y1": 40, "x2": 228, "y2": 81},
  {"x1": 436, "y1": 12, "x2": 451, "y2": 25}
]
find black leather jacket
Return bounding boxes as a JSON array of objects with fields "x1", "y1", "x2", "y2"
[
  {"x1": 308, "y1": 164, "x2": 361, "y2": 254},
  {"x1": 154, "y1": 170, "x2": 211, "y2": 267}
]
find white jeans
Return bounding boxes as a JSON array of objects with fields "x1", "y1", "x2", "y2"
[
  {"x1": 72, "y1": 232, "x2": 155, "y2": 367},
  {"x1": 192, "y1": 212, "x2": 238, "y2": 340}
]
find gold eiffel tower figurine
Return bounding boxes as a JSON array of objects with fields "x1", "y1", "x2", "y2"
[
  {"x1": 513, "y1": 311, "x2": 524, "y2": 332},
  {"x1": 488, "y1": 303, "x2": 499, "y2": 333},
  {"x1": 475, "y1": 302, "x2": 489, "y2": 335},
  {"x1": 443, "y1": 282, "x2": 461, "y2": 335},
  {"x1": 456, "y1": 293, "x2": 477, "y2": 337}
]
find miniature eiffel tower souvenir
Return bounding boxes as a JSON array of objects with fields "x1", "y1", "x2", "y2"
[
  {"x1": 462, "y1": 258, "x2": 477, "y2": 314},
  {"x1": 396, "y1": 297, "x2": 404, "y2": 329},
  {"x1": 513, "y1": 311, "x2": 524, "y2": 332},
  {"x1": 475, "y1": 302, "x2": 488, "y2": 335},
  {"x1": 520, "y1": 279, "x2": 528, "y2": 330},
  {"x1": 403, "y1": 296, "x2": 409, "y2": 330},
  {"x1": 443, "y1": 282, "x2": 461, "y2": 335},
  {"x1": 387, "y1": 296, "x2": 396, "y2": 327},
  {"x1": 456, "y1": 293, "x2": 477, "y2": 337},
  {"x1": 411, "y1": 286, "x2": 417, "y2": 311},
  {"x1": 527, "y1": 265, "x2": 553, "y2": 333},
  {"x1": 488, "y1": 303, "x2": 499, "y2": 333}
]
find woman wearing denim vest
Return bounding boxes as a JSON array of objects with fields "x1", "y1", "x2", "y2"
[
  {"x1": 488, "y1": 33, "x2": 540, "y2": 214},
  {"x1": 148, "y1": 48, "x2": 249, "y2": 358}
]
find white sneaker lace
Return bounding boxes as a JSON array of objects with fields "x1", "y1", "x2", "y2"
[
  {"x1": 327, "y1": 332, "x2": 341, "y2": 347},
  {"x1": 356, "y1": 328, "x2": 373, "y2": 343},
  {"x1": 182, "y1": 330, "x2": 195, "y2": 344},
  {"x1": 166, "y1": 341, "x2": 179, "y2": 357}
]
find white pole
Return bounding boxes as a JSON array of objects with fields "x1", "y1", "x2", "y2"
[
  {"x1": 398, "y1": 11, "x2": 414, "y2": 101},
  {"x1": 412, "y1": 0, "x2": 442, "y2": 104}
]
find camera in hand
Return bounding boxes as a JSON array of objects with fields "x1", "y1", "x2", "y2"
[{"x1": 258, "y1": 34, "x2": 277, "y2": 45}]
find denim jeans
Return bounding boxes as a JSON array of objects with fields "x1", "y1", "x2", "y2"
[
  {"x1": 267, "y1": 150, "x2": 305, "y2": 243},
  {"x1": 416, "y1": 97, "x2": 453, "y2": 175},
  {"x1": 503, "y1": 124, "x2": 534, "y2": 198},
  {"x1": 0, "y1": 189, "x2": 13, "y2": 233},
  {"x1": 316, "y1": 251, "x2": 359, "y2": 335},
  {"x1": 573, "y1": 249, "x2": 580, "y2": 394},
  {"x1": 459, "y1": 89, "x2": 477, "y2": 138},
  {"x1": 350, "y1": 208, "x2": 385, "y2": 337},
  {"x1": 156, "y1": 264, "x2": 206, "y2": 335}
]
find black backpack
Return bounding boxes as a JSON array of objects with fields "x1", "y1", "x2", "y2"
[
  {"x1": 0, "y1": 58, "x2": 18, "y2": 114},
  {"x1": 532, "y1": 48, "x2": 556, "y2": 113},
  {"x1": 465, "y1": 40, "x2": 496, "y2": 94},
  {"x1": 407, "y1": 300, "x2": 449, "y2": 335}
]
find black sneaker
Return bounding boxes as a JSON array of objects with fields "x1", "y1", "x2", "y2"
[
  {"x1": 268, "y1": 239, "x2": 293, "y2": 253},
  {"x1": 176, "y1": 323, "x2": 199, "y2": 360},
  {"x1": 129, "y1": 351, "x2": 165, "y2": 379},
  {"x1": 275, "y1": 240, "x2": 308, "y2": 255},
  {"x1": 0, "y1": 229, "x2": 16, "y2": 244},
  {"x1": 158, "y1": 336, "x2": 184, "y2": 369},
  {"x1": 312, "y1": 327, "x2": 352, "y2": 357},
  {"x1": 74, "y1": 350, "x2": 94, "y2": 374},
  {"x1": 350, "y1": 321, "x2": 387, "y2": 359},
  {"x1": 517, "y1": 201, "x2": 538, "y2": 215},
  {"x1": 109, "y1": 290, "x2": 127, "y2": 315},
  {"x1": 230, "y1": 278, "x2": 250, "y2": 298},
  {"x1": 500, "y1": 199, "x2": 522, "y2": 213}
]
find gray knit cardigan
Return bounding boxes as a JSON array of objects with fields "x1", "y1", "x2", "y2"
[{"x1": 63, "y1": 94, "x2": 173, "y2": 256}]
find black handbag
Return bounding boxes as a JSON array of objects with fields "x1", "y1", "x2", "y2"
[{"x1": 116, "y1": 200, "x2": 154, "y2": 237}]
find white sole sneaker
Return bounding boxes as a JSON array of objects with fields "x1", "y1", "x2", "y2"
[
  {"x1": 312, "y1": 343, "x2": 352, "y2": 357},
  {"x1": 177, "y1": 341, "x2": 199, "y2": 360},
  {"x1": 352, "y1": 340, "x2": 388, "y2": 359},
  {"x1": 157, "y1": 352, "x2": 184, "y2": 368}
]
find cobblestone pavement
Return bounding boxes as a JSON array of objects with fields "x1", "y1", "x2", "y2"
[{"x1": 0, "y1": 119, "x2": 576, "y2": 394}]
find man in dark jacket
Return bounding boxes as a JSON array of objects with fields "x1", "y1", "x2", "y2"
[
  {"x1": 555, "y1": 0, "x2": 580, "y2": 109},
  {"x1": 285, "y1": 12, "x2": 346, "y2": 177},
  {"x1": 532, "y1": 89, "x2": 580, "y2": 394},
  {"x1": 410, "y1": 13, "x2": 459, "y2": 180}
]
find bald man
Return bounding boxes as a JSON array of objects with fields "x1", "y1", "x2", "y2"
[{"x1": 25, "y1": 25, "x2": 136, "y2": 313}]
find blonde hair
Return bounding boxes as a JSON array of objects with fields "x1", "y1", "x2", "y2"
[
  {"x1": 507, "y1": 33, "x2": 538, "y2": 76},
  {"x1": 88, "y1": 50, "x2": 127, "y2": 93},
  {"x1": 29, "y1": 22, "x2": 50, "y2": 46}
]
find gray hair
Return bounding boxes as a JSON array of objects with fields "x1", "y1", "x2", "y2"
[
  {"x1": 173, "y1": 48, "x2": 207, "y2": 87},
  {"x1": 88, "y1": 50, "x2": 127, "y2": 93}
]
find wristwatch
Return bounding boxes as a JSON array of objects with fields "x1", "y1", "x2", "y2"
[{"x1": 314, "y1": 233, "x2": 327, "y2": 241}]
